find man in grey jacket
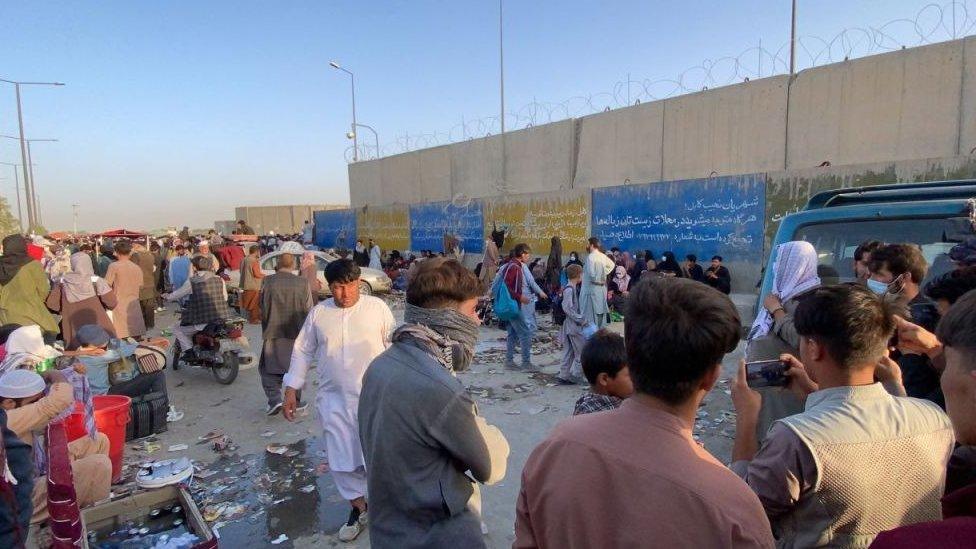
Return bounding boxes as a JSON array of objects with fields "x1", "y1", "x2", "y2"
[{"x1": 359, "y1": 258, "x2": 509, "y2": 548}]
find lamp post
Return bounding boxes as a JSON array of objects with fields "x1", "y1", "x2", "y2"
[
  {"x1": 789, "y1": 0, "x2": 797, "y2": 75},
  {"x1": 26, "y1": 139, "x2": 57, "y2": 228},
  {"x1": 329, "y1": 61, "x2": 358, "y2": 162},
  {"x1": 0, "y1": 78, "x2": 64, "y2": 231},
  {"x1": 1, "y1": 135, "x2": 57, "y2": 230},
  {"x1": 351, "y1": 123, "x2": 380, "y2": 159},
  {"x1": 0, "y1": 162, "x2": 24, "y2": 232},
  {"x1": 72, "y1": 203, "x2": 79, "y2": 235},
  {"x1": 499, "y1": 0, "x2": 505, "y2": 134}
]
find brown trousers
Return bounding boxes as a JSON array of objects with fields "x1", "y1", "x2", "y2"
[
  {"x1": 242, "y1": 289, "x2": 261, "y2": 323},
  {"x1": 31, "y1": 433, "x2": 112, "y2": 524}
]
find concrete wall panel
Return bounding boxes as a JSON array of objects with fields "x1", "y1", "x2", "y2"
[
  {"x1": 662, "y1": 76, "x2": 788, "y2": 181},
  {"x1": 418, "y1": 145, "x2": 452, "y2": 202},
  {"x1": 378, "y1": 152, "x2": 421, "y2": 205},
  {"x1": 961, "y1": 36, "x2": 976, "y2": 156},
  {"x1": 450, "y1": 136, "x2": 503, "y2": 200},
  {"x1": 235, "y1": 205, "x2": 344, "y2": 235},
  {"x1": 355, "y1": 204, "x2": 410, "y2": 252},
  {"x1": 349, "y1": 160, "x2": 383, "y2": 207},
  {"x1": 482, "y1": 189, "x2": 591, "y2": 256},
  {"x1": 574, "y1": 101, "x2": 665, "y2": 189},
  {"x1": 787, "y1": 40, "x2": 964, "y2": 169},
  {"x1": 501, "y1": 120, "x2": 576, "y2": 194}
]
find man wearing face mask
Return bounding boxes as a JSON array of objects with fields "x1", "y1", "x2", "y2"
[
  {"x1": 359, "y1": 258, "x2": 509, "y2": 549},
  {"x1": 868, "y1": 243, "x2": 943, "y2": 406},
  {"x1": 282, "y1": 259, "x2": 395, "y2": 542}
]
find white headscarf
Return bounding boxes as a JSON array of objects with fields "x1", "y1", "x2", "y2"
[
  {"x1": 747, "y1": 241, "x2": 821, "y2": 341},
  {"x1": 0, "y1": 325, "x2": 61, "y2": 375}
]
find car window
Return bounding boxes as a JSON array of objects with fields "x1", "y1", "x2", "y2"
[
  {"x1": 261, "y1": 255, "x2": 278, "y2": 270},
  {"x1": 792, "y1": 217, "x2": 969, "y2": 287},
  {"x1": 315, "y1": 257, "x2": 329, "y2": 271}
]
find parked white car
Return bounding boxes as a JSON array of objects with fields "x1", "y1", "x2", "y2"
[{"x1": 228, "y1": 248, "x2": 392, "y2": 297}]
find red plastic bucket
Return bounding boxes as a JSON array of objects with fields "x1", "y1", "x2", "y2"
[{"x1": 64, "y1": 395, "x2": 131, "y2": 483}]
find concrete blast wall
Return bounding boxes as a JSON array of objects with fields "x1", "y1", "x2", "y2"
[
  {"x1": 234, "y1": 205, "x2": 345, "y2": 235},
  {"x1": 351, "y1": 37, "x2": 976, "y2": 206},
  {"x1": 787, "y1": 39, "x2": 968, "y2": 168},
  {"x1": 662, "y1": 75, "x2": 789, "y2": 181},
  {"x1": 451, "y1": 120, "x2": 576, "y2": 200}
]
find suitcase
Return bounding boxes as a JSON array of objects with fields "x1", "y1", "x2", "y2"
[{"x1": 126, "y1": 390, "x2": 169, "y2": 441}]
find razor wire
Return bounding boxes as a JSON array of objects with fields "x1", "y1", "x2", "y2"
[{"x1": 344, "y1": 1, "x2": 976, "y2": 165}]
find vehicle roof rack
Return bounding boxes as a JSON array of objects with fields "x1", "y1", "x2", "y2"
[{"x1": 804, "y1": 179, "x2": 976, "y2": 210}]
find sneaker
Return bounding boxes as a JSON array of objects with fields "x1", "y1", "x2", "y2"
[
  {"x1": 554, "y1": 376, "x2": 576, "y2": 385},
  {"x1": 520, "y1": 363, "x2": 540, "y2": 373},
  {"x1": 504, "y1": 361, "x2": 520, "y2": 371},
  {"x1": 266, "y1": 402, "x2": 283, "y2": 416},
  {"x1": 338, "y1": 508, "x2": 366, "y2": 542}
]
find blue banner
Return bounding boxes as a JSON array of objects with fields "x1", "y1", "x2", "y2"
[
  {"x1": 313, "y1": 209, "x2": 356, "y2": 251},
  {"x1": 409, "y1": 201, "x2": 484, "y2": 254},
  {"x1": 591, "y1": 174, "x2": 766, "y2": 260}
]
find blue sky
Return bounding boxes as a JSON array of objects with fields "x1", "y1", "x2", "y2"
[{"x1": 0, "y1": 0, "x2": 959, "y2": 231}]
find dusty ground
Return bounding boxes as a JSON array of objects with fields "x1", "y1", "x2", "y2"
[{"x1": 113, "y1": 296, "x2": 744, "y2": 548}]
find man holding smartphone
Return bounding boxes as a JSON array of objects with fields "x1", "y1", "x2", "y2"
[{"x1": 730, "y1": 284, "x2": 953, "y2": 547}]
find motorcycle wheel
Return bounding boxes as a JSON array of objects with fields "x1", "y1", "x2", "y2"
[
  {"x1": 212, "y1": 351, "x2": 239, "y2": 385},
  {"x1": 171, "y1": 340, "x2": 182, "y2": 371}
]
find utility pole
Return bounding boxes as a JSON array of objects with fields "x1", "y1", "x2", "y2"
[
  {"x1": 72, "y1": 203, "x2": 79, "y2": 234},
  {"x1": 499, "y1": 0, "x2": 506, "y2": 134},
  {"x1": 0, "y1": 78, "x2": 64, "y2": 231},
  {"x1": 789, "y1": 0, "x2": 797, "y2": 75}
]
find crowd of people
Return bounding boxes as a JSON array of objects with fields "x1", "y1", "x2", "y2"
[{"x1": 4, "y1": 217, "x2": 976, "y2": 548}]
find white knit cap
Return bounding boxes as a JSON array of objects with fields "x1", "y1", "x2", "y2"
[{"x1": 0, "y1": 369, "x2": 46, "y2": 399}]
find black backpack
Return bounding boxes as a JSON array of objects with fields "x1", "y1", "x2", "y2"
[{"x1": 551, "y1": 284, "x2": 580, "y2": 326}]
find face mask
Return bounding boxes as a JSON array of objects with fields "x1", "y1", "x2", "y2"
[{"x1": 866, "y1": 278, "x2": 889, "y2": 295}]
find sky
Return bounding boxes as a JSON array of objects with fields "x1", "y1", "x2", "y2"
[{"x1": 0, "y1": 0, "x2": 963, "y2": 231}]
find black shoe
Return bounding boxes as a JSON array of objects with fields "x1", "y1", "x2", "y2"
[{"x1": 554, "y1": 376, "x2": 577, "y2": 385}]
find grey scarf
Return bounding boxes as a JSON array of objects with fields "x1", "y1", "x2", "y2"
[{"x1": 393, "y1": 304, "x2": 480, "y2": 372}]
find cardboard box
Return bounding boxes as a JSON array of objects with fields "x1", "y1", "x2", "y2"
[{"x1": 82, "y1": 486, "x2": 216, "y2": 548}]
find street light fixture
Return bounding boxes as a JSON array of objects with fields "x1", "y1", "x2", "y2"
[
  {"x1": 329, "y1": 60, "x2": 359, "y2": 162},
  {"x1": 0, "y1": 77, "x2": 64, "y2": 231}
]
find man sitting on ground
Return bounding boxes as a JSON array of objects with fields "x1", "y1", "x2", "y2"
[
  {"x1": 572, "y1": 329, "x2": 633, "y2": 415},
  {"x1": 0, "y1": 369, "x2": 111, "y2": 525},
  {"x1": 515, "y1": 277, "x2": 774, "y2": 548},
  {"x1": 73, "y1": 324, "x2": 169, "y2": 397},
  {"x1": 731, "y1": 283, "x2": 954, "y2": 547}
]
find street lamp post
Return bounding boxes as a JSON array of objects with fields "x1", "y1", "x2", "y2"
[
  {"x1": 72, "y1": 203, "x2": 79, "y2": 235},
  {"x1": 25, "y1": 139, "x2": 57, "y2": 227},
  {"x1": 329, "y1": 61, "x2": 358, "y2": 162},
  {"x1": 1, "y1": 135, "x2": 57, "y2": 230},
  {"x1": 352, "y1": 123, "x2": 379, "y2": 159},
  {"x1": 789, "y1": 0, "x2": 797, "y2": 75},
  {"x1": 0, "y1": 162, "x2": 24, "y2": 232},
  {"x1": 0, "y1": 78, "x2": 64, "y2": 231}
]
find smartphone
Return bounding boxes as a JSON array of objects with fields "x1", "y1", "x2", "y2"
[{"x1": 745, "y1": 359, "x2": 789, "y2": 388}]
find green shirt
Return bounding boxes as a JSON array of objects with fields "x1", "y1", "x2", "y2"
[{"x1": 0, "y1": 261, "x2": 58, "y2": 333}]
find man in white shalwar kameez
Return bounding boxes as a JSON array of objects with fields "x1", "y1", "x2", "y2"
[
  {"x1": 368, "y1": 239, "x2": 382, "y2": 270},
  {"x1": 580, "y1": 236, "x2": 616, "y2": 329},
  {"x1": 283, "y1": 259, "x2": 395, "y2": 542}
]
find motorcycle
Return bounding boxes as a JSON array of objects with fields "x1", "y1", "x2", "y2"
[{"x1": 170, "y1": 318, "x2": 247, "y2": 385}]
